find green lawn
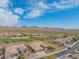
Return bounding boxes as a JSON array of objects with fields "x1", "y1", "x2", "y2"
[{"x1": 0, "y1": 38, "x2": 29, "y2": 44}]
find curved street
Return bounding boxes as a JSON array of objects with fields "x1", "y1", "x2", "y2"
[
  {"x1": 55, "y1": 41, "x2": 79, "y2": 57},
  {"x1": 35, "y1": 40, "x2": 79, "y2": 59}
]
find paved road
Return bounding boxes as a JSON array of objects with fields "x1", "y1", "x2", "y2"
[
  {"x1": 36, "y1": 41, "x2": 79, "y2": 59},
  {"x1": 55, "y1": 41, "x2": 79, "y2": 57}
]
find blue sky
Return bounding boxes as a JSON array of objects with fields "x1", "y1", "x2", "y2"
[{"x1": 0, "y1": 0, "x2": 79, "y2": 29}]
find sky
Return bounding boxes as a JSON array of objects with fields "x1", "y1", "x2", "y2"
[{"x1": 0, "y1": 0, "x2": 79, "y2": 29}]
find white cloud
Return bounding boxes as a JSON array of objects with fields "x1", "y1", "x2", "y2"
[
  {"x1": 38, "y1": 1, "x2": 50, "y2": 9},
  {"x1": 0, "y1": 0, "x2": 9, "y2": 7},
  {"x1": 27, "y1": 10, "x2": 42, "y2": 18},
  {"x1": 27, "y1": 0, "x2": 79, "y2": 18},
  {"x1": 27, "y1": 1, "x2": 48, "y2": 18},
  {"x1": 51, "y1": 2, "x2": 72, "y2": 9},
  {"x1": 50, "y1": 0, "x2": 79, "y2": 9},
  {"x1": 0, "y1": 0, "x2": 20, "y2": 26},
  {"x1": 0, "y1": 9, "x2": 19, "y2": 26},
  {"x1": 14, "y1": 8, "x2": 24, "y2": 15}
]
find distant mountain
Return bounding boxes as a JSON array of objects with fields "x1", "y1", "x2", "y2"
[{"x1": 0, "y1": 26, "x2": 79, "y2": 34}]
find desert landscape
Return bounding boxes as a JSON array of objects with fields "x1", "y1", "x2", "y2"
[{"x1": 0, "y1": 27, "x2": 79, "y2": 59}]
